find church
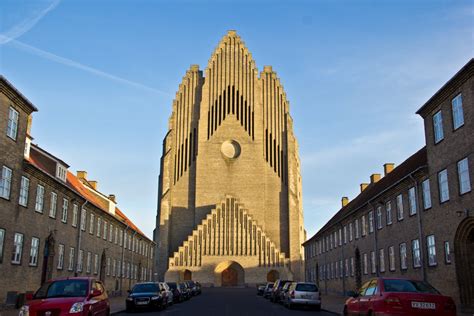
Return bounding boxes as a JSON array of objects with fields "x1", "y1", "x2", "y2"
[{"x1": 154, "y1": 31, "x2": 305, "y2": 286}]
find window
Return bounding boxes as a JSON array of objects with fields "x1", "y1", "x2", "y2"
[
  {"x1": 12, "y1": 233, "x2": 24, "y2": 264},
  {"x1": 86, "y1": 252, "x2": 91, "y2": 273},
  {"x1": 386, "y1": 201, "x2": 392, "y2": 225},
  {"x1": 350, "y1": 257, "x2": 354, "y2": 276},
  {"x1": 368, "y1": 211, "x2": 374, "y2": 233},
  {"x1": 355, "y1": 219, "x2": 360, "y2": 239},
  {"x1": 364, "y1": 280, "x2": 378, "y2": 296},
  {"x1": 56, "y1": 164, "x2": 67, "y2": 182},
  {"x1": 72, "y1": 204, "x2": 78, "y2": 227},
  {"x1": 109, "y1": 224, "x2": 113, "y2": 242},
  {"x1": 458, "y1": 158, "x2": 471, "y2": 194},
  {"x1": 340, "y1": 260, "x2": 343, "y2": 278},
  {"x1": 452, "y1": 94, "x2": 464, "y2": 130},
  {"x1": 0, "y1": 166, "x2": 13, "y2": 199},
  {"x1": 6, "y1": 107, "x2": 19, "y2": 140},
  {"x1": 35, "y1": 185, "x2": 45, "y2": 212},
  {"x1": 444, "y1": 241, "x2": 451, "y2": 264},
  {"x1": 389, "y1": 246, "x2": 395, "y2": 272},
  {"x1": 115, "y1": 227, "x2": 118, "y2": 244},
  {"x1": 106, "y1": 257, "x2": 111, "y2": 276},
  {"x1": 362, "y1": 215, "x2": 367, "y2": 236},
  {"x1": 103, "y1": 221, "x2": 108, "y2": 240},
  {"x1": 0, "y1": 228, "x2": 5, "y2": 263},
  {"x1": 427, "y1": 235, "x2": 437, "y2": 266},
  {"x1": 408, "y1": 187, "x2": 417, "y2": 215},
  {"x1": 89, "y1": 213, "x2": 95, "y2": 234},
  {"x1": 396, "y1": 194, "x2": 404, "y2": 220},
  {"x1": 400, "y1": 243, "x2": 407, "y2": 270},
  {"x1": 128, "y1": 234, "x2": 132, "y2": 249},
  {"x1": 338, "y1": 229, "x2": 342, "y2": 246},
  {"x1": 363, "y1": 253, "x2": 368, "y2": 275},
  {"x1": 371, "y1": 251, "x2": 376, "y2": 274},
  {"x1": 29, "y1": 237, "x2": 39, "y2": 266},
  {"x1": 349, "y1": 222, "x2": 353, "y2": 241},
  {"x1": 57, "y1": 244, "x2": 65, "y2": 269},
  {"x1": 80, "y1": 208, "x2": 86, "y2": 231},
  {"x1": 77, "y1": 249, "x2": 83, "y2": 272},
  {"x1": 119, "y1": 229, "x2": 123, "y2": 246},
  {"x1": 379, "y1": 249, "x2": 385, "y2": 272},
  {"x1": 112, "y1": 259, "x2": 116, "y2": 277},
  {"x1": 412, "y1": 239, "x2": 421, "y2": 268},
  {"x1": 49, "y1": 192, "x2": 57, "y2": 218},
  {"x1": 61, "y1": 199, "x2": 68, "y2": 223},
  {"x1": 97, "y1": 217, "x2": 101, "y2": 237},
  {"x1": 438, "y1": 169, "x2": 450, "y2": 202},
  {"x1": 376, "y1": 206, "x2": 382, "y2": 229},
  {"x1": 422, "y1": 179, "x2": 432, "y2": 209},
  {"x1": 94, "y1": 254, "x2": 99, "y2": 274},
  {"x1": 19, "y1": 176, "x2": 30, "y2": 207},
  {"x1": 343, "y1": 226, "x2": 347, "y2": 244},
  {"x1": 68, "y1": 247, "x2": 75, "y2": 271},
  {"x1": 433, "y1": 110, "x2": 444, "y2": 143}
]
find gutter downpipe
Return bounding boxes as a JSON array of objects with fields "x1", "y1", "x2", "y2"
[
  {"x1": 75, "y1": 200, "x2": 88, "y2": 277},
  {"x1": 120, "y1": 224, "x2": 129, "y2": 295},
  {"x1": 409, "y1": 173, "x2": 426, "y2": 282}
]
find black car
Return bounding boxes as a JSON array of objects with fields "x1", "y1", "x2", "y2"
[
  {"x1": 195, "y1": 281, "x2": 202, "y2": 295},
  {"x1": 167, "y1": 282, "x2": 184, "y2": 303},
  {"x1": 125, "y1": 282, "x2": 165, "y2": 312},
  {"x1": 185, "y1": 280, "x2": 198, "y2": 296},
  {"x1": 257, "y1": 284, "x2": 266, "y2": 296},
  {"x1": 271, "y1": 279, "x2": 292, "y2": 303},
  {"x1": 179, "y1": 282, "x2": 192, "y2": 300}
]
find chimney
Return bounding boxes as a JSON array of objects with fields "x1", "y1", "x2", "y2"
[
  {"x1": 360, "y1": 183, "x2": 369, "y2": 192},
  {"x1": 370, "y1": 173, "x2": 381, "y2": 184},
  {"x1": 88, "y1": 181, "x2": 98, "y2": 190},
  {"x1": 384, "y1": 163, "x2": 395, "y2": 176},
  {"x1": 108, "y1": 194, "x2": 116, "y2": 203},
  {"x1": 341, "y1": 197, "x2": 349, "y2": 207},
  {"x1": 77, "y1": 171, "x2": 87, "y2": 180}
]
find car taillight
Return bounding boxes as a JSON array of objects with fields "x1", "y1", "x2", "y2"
[
  {"x1": 384, "y1": 295, "x2": 403, "y2": 309},
  {"x1": 290, "y1": 291, "x2": 295, "y2": 299},
  {"x1": 444, "y1": 298, "x2": 456, "y2": 311}
]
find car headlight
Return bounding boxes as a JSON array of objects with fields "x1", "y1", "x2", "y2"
[
  {"x1": 69, "y1": 302, "x2": 84, "y2": 313},
  {"x1": 19, "y1": 305, "x2": 29, "y2": 316},
  {"x1": 151, "y1": 296, "x2": 160, "y2": 300},
  {"x1": 126, "y1": 297, "x2": 133, "y2": 301}
]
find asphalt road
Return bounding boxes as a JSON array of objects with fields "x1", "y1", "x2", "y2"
[{"x1": 117, "y1": 287, "x2": 336, "y2": 316}]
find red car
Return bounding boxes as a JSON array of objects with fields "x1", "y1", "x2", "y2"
[
  {"x1": 20, "y1": 277, "x2": 110, "y2": 316},
  {"x1": 344, "y1": 277, "x2": 456, "y2": 316}
]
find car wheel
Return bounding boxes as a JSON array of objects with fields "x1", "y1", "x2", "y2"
[
  {"x1": 126, "y1": 307, "x2": 133, "y2": 313},
  {"x1": 105, "y1": 308, "x2": 110, "y2": 316},
  {"x1": 343, "y1": 306, "x2": 348, "y2": 316}
]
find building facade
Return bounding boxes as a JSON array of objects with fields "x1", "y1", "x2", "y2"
[
  {"x1": 303, "y1": 59, "x2": 473, "y2": 312},
  {"x1": 154, "y1": 31, "x2": 305, "y2": 286},
  {"x1": 0, "y1": 76, "x2": 155, "y2": 306}
]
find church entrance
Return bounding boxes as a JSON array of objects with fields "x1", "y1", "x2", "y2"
[
  {"x1": 183, "y1": 269, "x2": 192, "y2": 281},
  {"x1": 455, "y1": 217, "x2": 474, "y2": 310},
  {"x1": 267, "y1": 270, "x2": 279, "y2": 282},
  {"x1": 222, "y1": 267, "x2": 238, "y2": 286},
  {"x1": 214, "y1": 261, "x2": 244, "y2": 287}
]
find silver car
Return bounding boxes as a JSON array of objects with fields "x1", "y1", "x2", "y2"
[
  {"x1": 263, "y1": 283, "x2": 274, "y2": 299},
  {"x1": 284, "y1": 282, "x2": 321, "y2": 310},
  {"x1": 159, "y1": 282, "x2": 174, "y2": 306}
]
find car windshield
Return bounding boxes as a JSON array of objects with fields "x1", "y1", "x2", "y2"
[
  {"x1": 167, "y1": 283, "x2": 177, "y2": 290},
  {"x1": 34, "y1": 280, "x2": 89, "y2": 299},
  {"x1": 383, "y1": 279, "x2": 440, "y2": 294},
  {"x1": 132, "y1": 284, "x2": 159, "y2": 293},
  {"x1": 266, "y1": 284, "x2": 274, "y2": 289},
  {"x1": 187, "y1": 281, "x2": 195, "y2": 286},
  {"x1": 296, "y1": 284, "x2": 318, "y2": 292}
]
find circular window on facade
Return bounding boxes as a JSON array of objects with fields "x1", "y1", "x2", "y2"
[{"x1": 221, "y1": 140, "x2": 241, "y2": 159}]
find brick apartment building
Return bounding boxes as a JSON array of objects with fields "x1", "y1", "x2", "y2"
[
  {"x1": 303, "y1": 59, "x2": 473, "y2": 312},
  {"x1": 0, "y1": 76, "x2": 155, "y2": 306}
]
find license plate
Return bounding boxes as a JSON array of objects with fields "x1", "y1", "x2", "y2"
[
  {"x1": 136, "y1": 301, "x2": 149, "y2": 305},
  {"x1": 411, "y1": 301, "x2": 435, "y2": 309},
  {"x1": 301, "y1": 295, "x2": 313, "y2": 299}
]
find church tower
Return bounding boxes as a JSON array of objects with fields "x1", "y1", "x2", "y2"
[{"x1": 154, "y1": 31, "x2": 305, "y2": 285}]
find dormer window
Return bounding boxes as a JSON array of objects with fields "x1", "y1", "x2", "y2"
[{"x1": 56, "y1": 164, "x2": 67, "y2": 182}]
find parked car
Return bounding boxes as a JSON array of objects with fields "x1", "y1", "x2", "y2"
[
  {"x1": 167, "y1": 282, "x2": 184, "y2": 303},
  {"x1": 283, "y1": 282, "x2": 320, "y2": 310},
  {"x1": 125, "y1": 282, "x2": 166, "y2": 312},
  {"x1": 159, "y1": 282, "x2": 173, "y2": 306},
  {"x1": 279, "y1": 282, "x2": 293, "y2": 303},
  {"x1": 185, "y1": 280, "x2": 198, "y2": 296},
  {"x1": 263, "y1": 283, "x2": 274, "y2": 299},
  {"x1": 20, "y1": 277, "x2": 110, "y2": 316},
  {"x1": 344, "y1": 278, "x2": 456, "y2": 316},
  {"x1": 195, "y1": 281, "x2": 202, "y2": 295},
  {"x1": 257, "y1": 284, "x2": 266, "y2": 296},
  {"x1": 270, "y1": 279, "x2": 292, "y2": 303},
  {"x1": 179, "y1": 282, "x2": 192, "y2": 300}
]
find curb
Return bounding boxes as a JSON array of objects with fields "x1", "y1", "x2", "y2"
[
  {"x1": 111, "y1": 309, "x2": 126, "y2": 315},
  {"x1": 322, "y1": 309, "x2": 341, "y2": 315}
]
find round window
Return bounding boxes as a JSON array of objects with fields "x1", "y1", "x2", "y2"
[{"x1": 220, "y1": 140, "x2": 241, "y2": 159}]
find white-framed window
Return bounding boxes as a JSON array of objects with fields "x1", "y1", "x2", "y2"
[
  {"x1": 103, "y1": 221, "x2": 108, "y2": 240},
  {"x1": 106, "y1": 257, "x2": 111, "y2": 276},
  {"x1": 389, "y1": 246, "x2": 395, "y2": 272},
  {"x1": 68, "y1": 247, "x2": 75, "y2": 271},
  {"x1": 412, "y1": 239, "x2": 421, "y2": 268},
  {"x1": 72, "y1": 204, "x2": 78, "y2": 227},
  {"x1": 19, "y1": 176, "x2": 30, "y2": 207},
  {"x1": 109, "y1": 224, "x2": 113, "y2": 242},
  {"x1": 371, "y1": 251, "x2": 376, "y2": 274},
  {"x1": 6, "y1": 106, "x2": 19, "y2": 140},
  {"x1": 12, "y1": 233, "x2": 24, "y2": 264},
  {"x1": 363, "y1": 253, "x2": 368, "y2": 275},
  {"x1": 452, "y1": 93, "x2": 464, "y2": 130},
  {"x1": 422, "y1": 179, "x2": 432, "y2": 210},
  {"x1": 444, "y1": 241, "x2": 451, "y2": 264},
  {"x1": 119, "y1": 229, "x2": 123, "y2": 246},
  {"x1": 340, "y1": 260, "x2": 343, "y2": 278},
  {"x1": 112, "y1": 259, "x2": 116, "y2": 277},
  {"x1": 438, "y1": 169, "x2": 450, "y2": 202},
  {"x1": 379, "y1": 248, "x2": 385, "y2": 272},
  {"x1": 427, "y1": 235, "x2": 437, "y2": 266},
  {"x1": 362, "y1": 215, "x2": 367, "y2": 236},
  {"x1": 396, "y1": 194, "x2": 404, "y2": 220},
  {"x1": 86, "y1": 252, "x2": 91, "y2": 273},
  {"x1": 61, "y1": 198, "x2": 68, "y2": 223},
  {"x1": 57, "y1": 244, "x2": 65, "y2": 269},
  {"x1": 338, "y1": 229, "x2": 342, "y2": 246},
  {"x1": 355, "y1": 219, "x2": 360, "y2": 239},
  {"x1": 349, "y1": 222, "x2": 353, "y2": 242},
  {"x1": 77, "y1": 249, "x2": 83, "y2": 272},
  {"x1": 335, "y1": 261, "x2": 338, "y2": 279},
  {"x1": 56, "y1": 164, "x2": 67, "y2": 182},
  {"x1": 350, "y1": 257, "x2": 355, "y2": 276},
  {"x1": 400, "y1": 243, "x2": 407, "y2": 270},
  {"x1": 368, "y1": 211, "x2": 374, "y2": 233},
  {"x1": 29, "y1": 237, "x2": 39, "y2": 266},
  {"x1": 376, "y1": 206, "x2": 382, "y2": 229},
  {"x1": 128, "y1": 234, "x2": 132, "y2": 249},
  {"x1": 97, "y1": 217, "x2": 101, "y2": 237},
  {"x1": 35, "y1": 185, "x2": 45, "y2": 213},
  {"x1": 115, "y1": 227, "x2": 118, "y2": 244},
  {"x1": 49, "y1": 192, "x2": 57, "y2": 218},
  {"x1": 89, "y1": 213, "x2": 95, "y2": 234},
  {"x1": 458, "y1": 158, "x2": 471, "y2": 194},
  {"x1": 330, "y1": 233, "x2": 333, "y2": 249},
  {"x1": 408, "y1": 187, "x2": 417, "y2": 215},
  {"x1": 433, "y1": 110, "x2": 444, "y2": 143},
  {"x1": 80, "y1": 208, "x2": 86, "y2": 231},
  {"x1": 343, "y1": 225, "x2": 347, "y2": 244},
  {"x1": 0, "y1": 228, "x2": 5, "y2": 263},
  {"x1": 0, "y1": 166, "x2": 13, "y2": 199},
  {"x1": 386, "y1": 201, "x2": 392, "y2": 225},
  {"x1": 94, "y1": 254, "x2": 99, "y2": 274}
]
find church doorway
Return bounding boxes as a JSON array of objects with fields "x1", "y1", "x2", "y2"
[
  {"x1": 267, "y1": 270, "x2": 279, "y2": 282},
  {"x1": 183, "y1": 269, "x2": 192, "y2": 281},
  {"x1": 222, "y1": 267, "x2": 238, "y2": 286},
  {"x1": 214, "y1": 261, "x2": 244, "y2": 286},
  {"x1": 455, "y1": 217, "x2": 474, "y2": 310}
]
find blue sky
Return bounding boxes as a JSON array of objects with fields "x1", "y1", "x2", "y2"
[{"x1": 1, "y1": 0, "x2": 473, "y2": 239}]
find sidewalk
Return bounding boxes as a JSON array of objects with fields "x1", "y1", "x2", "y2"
[{"x1": 321, "y1": 294, "x2": 346, "y2": 315}]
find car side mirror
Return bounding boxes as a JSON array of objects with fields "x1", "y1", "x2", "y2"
[
  {"x1": 127, "y1": 290, "x2": 131, "y2": 294},
  {"x1": 90, "y1": 289, "x2": 102, "y2": 298},
  {"x1": 346, "y1": 290, "x2": 358, "y2": 298}
]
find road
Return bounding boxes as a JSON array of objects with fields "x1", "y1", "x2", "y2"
[{"x1": 116, "y1": 287, "x2": 336, "y2": 316}]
